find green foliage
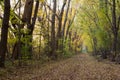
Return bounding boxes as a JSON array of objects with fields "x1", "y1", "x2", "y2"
[
  {"x1": 21, "y1": 45, "x2": 30, "y2": 59},
  {"x1": 72, "y1": 0, "x2": 116, "y2": 56},
  {"x1": 63, "y1": 39, "x2": 74, "y2": 58},
  {"x1": 8, "y1": 38, "x2": 16, "y2": 45}
]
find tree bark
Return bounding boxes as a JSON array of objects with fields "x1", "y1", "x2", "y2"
[
  {"x1": 112, "y1": 0, "x2": 118, "y2": 60},
  {"x1": 50, "y1": 0, "x2": 57, "y2": 59},
  {"x1": 12, "y1": 0, "x2": 39, "y2": 59},
  {"x1": 62, "y1": 0, "x2": 71, "y2": 38},
  {"x1": 0, "y1": 0, "x2": 10, "y2": 67},
  {"x1": 27, "y1": 0, "x2": 39, "y2": 59},
  {"x1": 56, "y1": 0, "x2": 67, "y2": 51}
]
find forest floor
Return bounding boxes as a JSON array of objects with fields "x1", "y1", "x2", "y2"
[{"x1": 0, "y1": 53, "x2": 120, "y2": 80}]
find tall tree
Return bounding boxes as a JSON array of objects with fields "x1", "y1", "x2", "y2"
[
  {"x1": 62, "y1": 0, "x2": 71, "y2": 39},
  {"x1": 26, "y1": 0, "x2": 40, "y2": 59},
  {"x1": 0, "y1": 0, "x2": 10, "y2": 67},
  {"x1": 12, "y1": 0, "x2": 39, "y2": 59},
  {"x1": 56, "y1": 0, "x2": 67, "y2": 51},
  {"x1": 111, "y1": 0, "x2": 119, "y2": 60},
  {"x1": 50, "y1": 0, "x2": 57, "y2": 59}
]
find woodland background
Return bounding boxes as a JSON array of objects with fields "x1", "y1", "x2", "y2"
[{"x1": 0, "y1": 0, "x2": 120, "y2": 79}]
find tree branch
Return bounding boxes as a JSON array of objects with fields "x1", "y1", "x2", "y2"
[{"x1": 43, "y1": 2, "x2": 59, "y2": 19}]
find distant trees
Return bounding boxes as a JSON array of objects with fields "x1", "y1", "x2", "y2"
[
  {"x1": 99, "y1": 0, "x2": 120, "y2": 60},
  {"x1": 76, "y1": 0, "x2": 120, "y2": 62},
  {"x1": 0, "y1": 0, "x2": 76, "y2": 67},
  {"x1": 46, "y1": 0, "x2": 76, "y2": 59}
]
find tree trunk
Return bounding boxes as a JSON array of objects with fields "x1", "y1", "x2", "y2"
[
  {"x1": 62, "y1": 0, "x2": 71, "y2": 38},
  {"x1": 0, "y1": 0, "x2": 10, "y2": 67},
  {"x1": 12, "y1": 0, "x2": 39, "y2": 59},
  {"x1": 112, "y1": 0, "x2": 118, "y2": 61},
  {"x1": 27, "y1": 0, "x2": 39, "y2": 59},
  {"x1": 50, "y1": 0, "x2": 57, "y2": 59},
  {"x1": 12, "y1": 42, "x2": 19, "y2": 59},
  {"x1": 56, "y1": 0, "x2": 67, "y2": 52}
]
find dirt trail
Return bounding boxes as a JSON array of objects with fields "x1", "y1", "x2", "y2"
[{"x1": 1, "y1": 54, "x2": 120, "y2": 80}]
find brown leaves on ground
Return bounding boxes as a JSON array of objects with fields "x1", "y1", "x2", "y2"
[{"x1": 0, "y1": 54, "x2": 120, "y2": 80}]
